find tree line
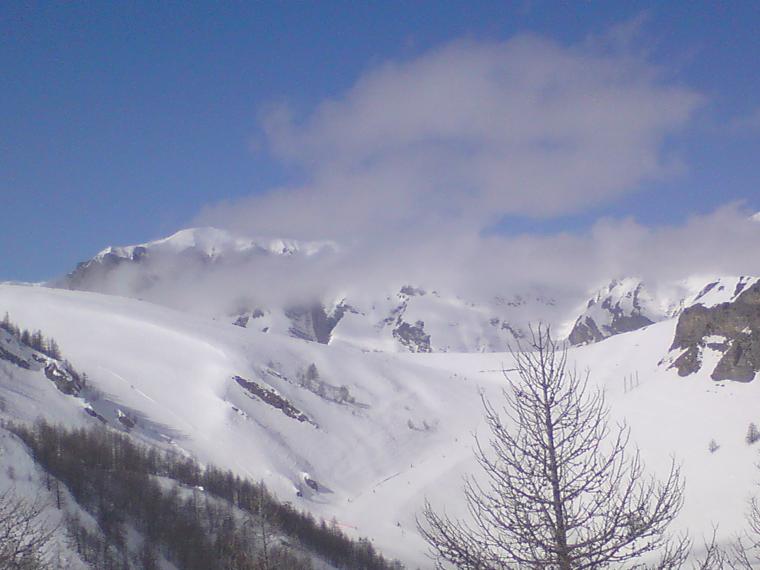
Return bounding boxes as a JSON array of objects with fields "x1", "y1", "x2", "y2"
[
  {"x1": 1, "y1": 312, "x2": 62, "y2": 360},
  {"x1": 8, "y1": 420, "x2": 403, "y2": 570}
]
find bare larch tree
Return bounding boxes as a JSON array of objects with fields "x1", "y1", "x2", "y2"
[
  {"x1": 722, "y1": 494, "x2": 760, "y2": 568},
  {"x1": 419, "y1": 325, "x2": 689, "y2": 569},
  {"x1": 0, "y1": 489, "x2": 55, "y2": 569}
]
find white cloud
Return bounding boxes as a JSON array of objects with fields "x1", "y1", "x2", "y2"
[
  {"x1": 148, "y1": 32, "x2": 760, "y2": 319},
  {"x1": 88, "y1": 204, "x2": 760, "y2": 320},
  {"x1": 199, "y1": 34, "x2": 702, "y2": 241}
]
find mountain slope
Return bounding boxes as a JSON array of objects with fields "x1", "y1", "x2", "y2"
[{"x1": 2, "y1": 283, "x2": 760, "y2": 565}]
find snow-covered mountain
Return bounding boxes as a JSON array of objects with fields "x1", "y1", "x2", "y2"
[
  {"x1": 55, "y1": 227, "x2": 568, "y2": 353},
  {"x1": 90, "y1": 226, "x2": 335, "y2": 262},
  {"x1": 55, "y1": 227, "x2": 760, "y2": 358},
  {"x1": 2, "y1": 282, "x2": 760, "y2": 566},
  {"x1": 567, "y1": 275, "x2": 760, "y2": 345},
  {"x1": 568, "y1": 278, "x2": 664, "y2": 345},
  {"x1": 59, "y1": 227, "x2": 336, "y2": 290},
  {"x1": 665, "y1": 276, "x2": 760, "y2": 381}
]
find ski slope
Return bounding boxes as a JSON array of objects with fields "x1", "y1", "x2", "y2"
[{"x1": 1, "y1": 283, "x2": 759, "y2": 566}]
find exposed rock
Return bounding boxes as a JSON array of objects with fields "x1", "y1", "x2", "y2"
[
  {"x1": 44, "y1": 362, "x2": 84, "y2": 396},
  {"x1": 0, "y1": 345, "x2": 30, "y2": 369},
  {"x1": 233, "y1": 375, "x2": 315, "y2": 426},
  {"x1": 84, "y1": 406, "x2": 107, "y2": 423},
  {"x1": 304, "y1": 475, "x2": 320, "y2": 492},
  {"x1": 569, "y1": 279, "x2": 657, "y2": 345},
  {"x1": 569, "y1": 316, "x2": 605, "y2": 345},
  {"x1": 117, "y1": 409, "x2": 137, "y2": 429},
  {"x1": 286, "y1": 301, "x2": 357, "y2": 344},
  {"x1": 297, "y1": 363, "x2": 360, "y2": 406},
  {"x1": 233, "y1": 315, "x2": 249, "y2": 328},
  {"x1": 400, "y1": 285, "x2": 426, "y2": 297},
  {"x1": 669, "y1": 281, "x2": 760, "y2": 382},
  {"x1": 393, "y1": 320, "x2": 431, "y2": 353}
]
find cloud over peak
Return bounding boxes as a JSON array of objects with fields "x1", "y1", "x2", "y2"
[{"x1": 200, "y1": 34, "x2": 702, "y2": 241}]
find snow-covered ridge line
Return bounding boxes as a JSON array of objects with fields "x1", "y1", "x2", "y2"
[
  {"x1": 568, "y1": 275, "x2": 760, "y2": 346},
  {"x1": 93, "y1": 226, "x2": 338, "y2": 261}
]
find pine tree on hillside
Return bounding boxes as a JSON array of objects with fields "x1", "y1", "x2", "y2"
[
  {"x1": 746, "y1": 423, "x2": 760, "y2": 445},
  {"x1": 45, "y1": 338, "x2": 61, "y2": 360}
]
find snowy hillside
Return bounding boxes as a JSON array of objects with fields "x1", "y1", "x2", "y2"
[{"x1": 2, "y1": 283, "x2": 760, "y2": 566}]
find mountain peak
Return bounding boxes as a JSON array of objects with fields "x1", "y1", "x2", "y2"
[{"x1": 93, "y1": 227, "x2": 336, "y2": 262}]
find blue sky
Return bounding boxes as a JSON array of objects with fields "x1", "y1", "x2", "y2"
[{"x1": 2, "y1": 2, "x2": 760, "y2": 281}]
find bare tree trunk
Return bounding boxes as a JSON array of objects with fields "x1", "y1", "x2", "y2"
[{"x1": 258, "y1": 482, "x2": 270, "y2": 570}]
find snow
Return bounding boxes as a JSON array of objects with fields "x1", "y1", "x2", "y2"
[
  {"x1": 93, "y1": 226, "x2": 336, "y2": 261},
  {"x1": 0, "y1": 429, "x2": 91, "y2": 568},
  {"x1": 692, "y1": 276, "x2": 759, "y2": 307},
  {"x1": 2, "y1": 282, "x2": 760, "y2": 566}
]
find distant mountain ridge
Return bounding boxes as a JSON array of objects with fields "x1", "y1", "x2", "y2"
[
  {"x1": 60, "y1": 227, "x2": 336, "y2": 291},
  {"x1": 54, "y1": 226, "x2": 759, "y2": 357},
  {"x1": 54, "y1": 227, "x2": 566, "y2": 353},
  {"x1": 92, "y1": 227, "x2": 337, "y2": 261},
  {"x1": 568, "y1": 276, "x2": 760, "y2": 346}
]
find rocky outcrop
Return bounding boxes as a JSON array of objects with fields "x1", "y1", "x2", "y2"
[
  {"x1": 0, "y1": 345, "x2": 30, "y2": 369},
  {"x1": 669, "y1": 280, "x2": 760, "y2": 382},
  {"x1": 569, "y1": 280, "x2": 660, "y2": 345},
  {"x1": 233, "y1": 375, "x2": 315, "y2": 426},
  {"x1": 392, "y1": 320, "x2": 431, "y2": 353},
  {"x1": 44, "y1": 361, "x2": 84, "y2": 396},
  {"x1": 286, "y1": 301, "x2": 359, "y2": 344},
  {"x1": 61, "y1": 246, "x2": 151, "y2": 291},
  {"x1": 297, "y1": 363, "x2": 359, "y2": 406}
]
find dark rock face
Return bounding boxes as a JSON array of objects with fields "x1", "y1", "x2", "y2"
[
  {"x1": 568, "y1": 317, "x2": 605, "y2": 345},
  {"x1": 399, "y1": 285, "x2": 426, "y2": 297},
  {"x1": 233, "y1": 375, "x2": 315, "y2": 425},
  {"x1": 568, "y1": 281, "x2": 655, "y2": 345},
  {"x1": 233, "y1": 315, "x2": 249, "y2": 328},
  {"x1": 297, "y1": 363, "x2": 358, "y2": 406},
  {"x1": 393, "y1": 320, "x2": 431, "y2": 353},
  {"x1": 570, "y1": 313, "x2": 654, "y2": 345},
  {"x1": 670, "y1": 281, "x2": 760, "y2": 382},
  {"x1": 44, "y1": 362, "x2": 84, "y2": 395},
  {"x1": 61, "y1": 248, "x2": 148, "y2": 291},
  {"x1": 285, "y1": 301, "x2": 357, "y2": 345},
  {"x1": 310, "y1": 304, "x2": 345, "y2": 344},
  {"x1": 0, "y1": 345, "x2": 31, "y2": 369}
]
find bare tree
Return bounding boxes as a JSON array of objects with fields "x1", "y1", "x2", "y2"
[
  {"x1": 419, "y1": 325, "x2": 688, "y2": 569},
  {"x1": 722, "y1": 496, "x2": 760, "y2": 569},
  {"x1": 0, "y1": 489, "x2": 56, "y2": 569}
]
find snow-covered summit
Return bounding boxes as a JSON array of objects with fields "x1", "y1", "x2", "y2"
[
  {"x1": 568, "y1": 278, "x2": 659, "y2": 345},
  {"x1": 94, "y1": 226, "x2": 336, "y2": 261},
  {"x1": 567, "y1": 275, "x2": 760, "y2": 346},
  {"x1": 56, "y1": 227, "x2": 760, "y2": 354}
]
